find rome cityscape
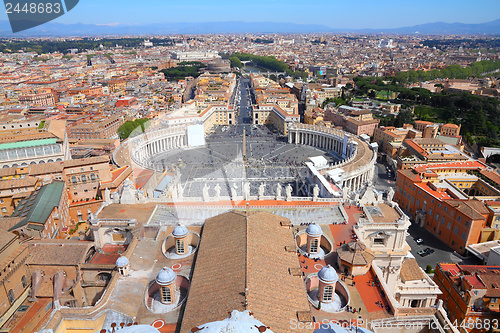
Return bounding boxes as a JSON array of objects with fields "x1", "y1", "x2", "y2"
[{"x1": 1, "y1": 1, "x2": 500, "y2": 333}]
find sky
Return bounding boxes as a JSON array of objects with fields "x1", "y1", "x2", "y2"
[{"x1": 1, "y1": 0, "x2": 500, "y2": 29}]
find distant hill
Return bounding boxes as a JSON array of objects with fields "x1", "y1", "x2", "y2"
[
  {"x1": 359, "y1": 19, "x2": 500, "y2": 35},
  {"x1": 0, "y1": 19, "x2": 499, "y2": 36}
]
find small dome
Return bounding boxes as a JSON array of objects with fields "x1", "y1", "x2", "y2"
[
  {"x1": 116, "y1": 256, "x2": 129, "y2": 267},
  {"x1": 305, "y1": 223, "x2": 323, "y2": 237},
  {"x1": 172, "y1": 224, "x2": 189, "y2": 238},
  {"x1": 156, "y1": 267, "x2": 176, "y2": 285},
  {"x1": 318, "y1": 265, "x2": 339, "y2": 283}
]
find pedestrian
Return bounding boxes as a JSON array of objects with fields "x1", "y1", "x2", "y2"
[{"x1": 359, "y1": 307, "x2": 361, "y2": 313}]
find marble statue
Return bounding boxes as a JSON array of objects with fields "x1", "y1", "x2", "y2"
[
  {"x1": 104, "y1": 188, "x2": 111, "y2": 204},
  {"x1": 258, "y1": 183, "x2": 265, "y2": 199},
  {"x1": 214, "y1": 184, "x2": 221, "y2": 198},
  {"x1": 387, "y1": 187, "x2": 395, "y2": 203},
  {"x1": 243, "y1": 182, "x2": 251, "y2": 200},
  {"x1": 230, "y1": 183, "x2": 238, "y2": 198},
  {"x1": 276, "y1": 184, "x2": 282, "y2": 200},
  {"x1": 202, "y1": 184, "x2": 210, "y2": 202},
  {"x1": 313, "y1": 184, "x2": 320, "y2": 201},
  {"x1": 112, "y1": 191, "x2": 120, "y2": 203},
  {"x1": 342, "y1": 186, "x2": 349, "y2": 200},
  {"x1": 285, "y1": 184, "x2": 293, "y2": 201}
]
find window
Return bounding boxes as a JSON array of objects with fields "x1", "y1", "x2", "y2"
[
  {"x1": 90, "y1": 173, "x2": 96, "y2": 181},
  {"x1": 444, "y1": 206, "x2": 447, "y2": 212},
  {"x1": 448, "y1": 222, "x2": 451, "y2": 229},
  {"x1": 451, "y1": 211, "x2": 454, "y2": 217},
  {"x1": 72, "y1": 176, "x2": 77, "y2": 184},
  {"x1": 435, "y1": 213, "x2": 439, "y2": 220},
  {"x1": 374, "y1": 238, "x2": 385, "y2": 245},
  {"x1": 21, "y1": 275, "x2": 27, "y2": 288},
  {"x1": 428, "y1": 208, "x2": 432, "y2": 215},
  {"x1": 176, "y1": 239, "x2": 185, "y2": 254},
  {"x1": 465, "y1": 221, "x2": 470, "y2": 227},
  {"x1": 454, "y1": 226, "x2": 459, "y2": 234},
  {"x1": 81, "y1": 175, "x2": 86, "y2": 182},
  {"x1": 310, "y1": 239, "x2": 319, "y2": 253},
  {"x1": 457, "y1": 216, "x2": 462, "y2": 222},
  {"x1": 161, "y1": 286, "x2": 171, "y2": 303},
  {"x1": 7, "y1": 289, "x2": 14, "y2": 304},
  {"x1": 462, "y1": 232, "x2": 467, "y2": 240},
  {"x1": 492, "y1": 298, "x2": 498, "y2": 303},
  {"x1": 440, "y1": 217, "x2": 445, "y2": 224},
  {"x1": 323, "y1": 285, "x2": 333, "y2": 302},
  {"x1": 416, "y1": 199, "x2": 420, "y2": 207}
]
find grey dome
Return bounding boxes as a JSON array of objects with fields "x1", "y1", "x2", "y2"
[
  {"x1": 116, "y1": 256, "x2": 129, "y2": 267},
  {"x1": 156, "y1": 267, "x2": 176, "y2": 285},
  {"x1": 318, "y1": 265, "x2": 339, "y2": 283},
  {"x1": 172, "y1": 224, "x2": 189, "y2": 238},
  {"x1": 305, "y1": 223, "x2": 323, "y2": 237}
]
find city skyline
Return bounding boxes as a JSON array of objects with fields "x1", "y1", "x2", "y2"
[{"x1": 1, "y1": 0, "x2": 499, "y2": 30}]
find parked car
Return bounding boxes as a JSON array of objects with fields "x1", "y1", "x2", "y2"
[
  {"x1": 424, "y1": 248, "x2": 434, "y2": 254},
  {"x1": 417, "y1": 250, "x2": 427, "y2": 257},
  {"x1": 415, "y1": 238, "x2": 424, "y2": 245}
]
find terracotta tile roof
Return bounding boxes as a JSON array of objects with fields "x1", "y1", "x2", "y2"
[
  {"x1": 480, "y1": 273, "x2": 500, "y2": 298},
  {"x1": 28, "y1": 162, "x2": 63, "y2": 175},
  {"x1": 480, "y1": 169, "x2": 500, "y2": 187},
  {"x1": 0, "y1": 229, "x2": 16, "y2": 252},
  {"x1": 446, "y1": 199, "x2": 489, "y2": 220},
  {"x1": 400, "y1": 258, "x2": 426, "y2": 283},
  {"x1": 0, "y1": 176, "x2": 38, "y2": 190},
  {"x1": 337, "y1": 241, "x2": 374, "y2": 266},
  {"x1": 62, "y1": 156, "x2": 109, "y2": 168},
  {"x1": 180, "y1": 210, "x2": 311, "y2": 333},
  {"x1": 26, "y1": 239, "x2": 93, "y2": 266}
]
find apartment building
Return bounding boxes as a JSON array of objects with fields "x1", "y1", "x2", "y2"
[
  {"x1": 373, "y1": 125, "x2": 421, "y2": 158},
  {"x1": 433, "y1": 263, "x2": 500, "y2": 331},
  {"x1": 0, "y1": 230, "x2": 30, "y2": 325},
  {"x1": 324, "y1": 105, "x2": 380, "y2": 136},
  {"x1": 68, "y1": 115, "x2": 123, "y2": 140},
  {"x1": 395, "y1": 161, "x2": 499, "y2": 254}
]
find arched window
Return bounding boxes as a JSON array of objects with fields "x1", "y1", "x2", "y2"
[
  {"x1": 7, "y1": 289, "x2": 15, "y2": 304},
  {"x1": 323, "y1": 285, "x2": 333, "y2": 302},
  {"x1": 72, "y1": 176, "x2": 77, "y2": 184},
  {"x1": 90, "y1": 173, "x2": 96, "y2": 181},
  {"x1": 310, "y1": 239, "x2": 319, "y2": 253},
  {"x1": 161, "y1": 286, "x2": 172, "y2": 303},
  {"x1": 21, "y1": 275, "x2": 27, "y2": 288},
  {"x1": 176, "y1": 239, "x2": 185, "y2": 254},
  {"x1": 81, "y1": 174, "x2": 86, "y2": 182}
]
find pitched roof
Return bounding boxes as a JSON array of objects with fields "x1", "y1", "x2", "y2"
[
  {"x1": 180, "y1": 210, "x2": 311, "y2": 333},
  {"x1": 400, "y1": 258, "x2": 426, "y2": 283},
  {"x1": 26, "y1": 239, "x2": 93, "y2": 266},
  {"x1": 62, "y1": 155, "x2": 109, "y2": 168},
  {"x1": 9, "y1": 181, "x2": 65, "y2": 231},
  {"x1": 0, "y1": 176, "x2": 38, "y2": 190},
  {"x1": 337, "y1": 240, "x2": 374, "y2": 266},
  {"x1": 0, "y1": 229, "x2": 17, "y2": 253}
]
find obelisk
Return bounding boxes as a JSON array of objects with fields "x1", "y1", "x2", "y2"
[{"x1": 243, "y1": 127, "x2": 247, "y2": 163}]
